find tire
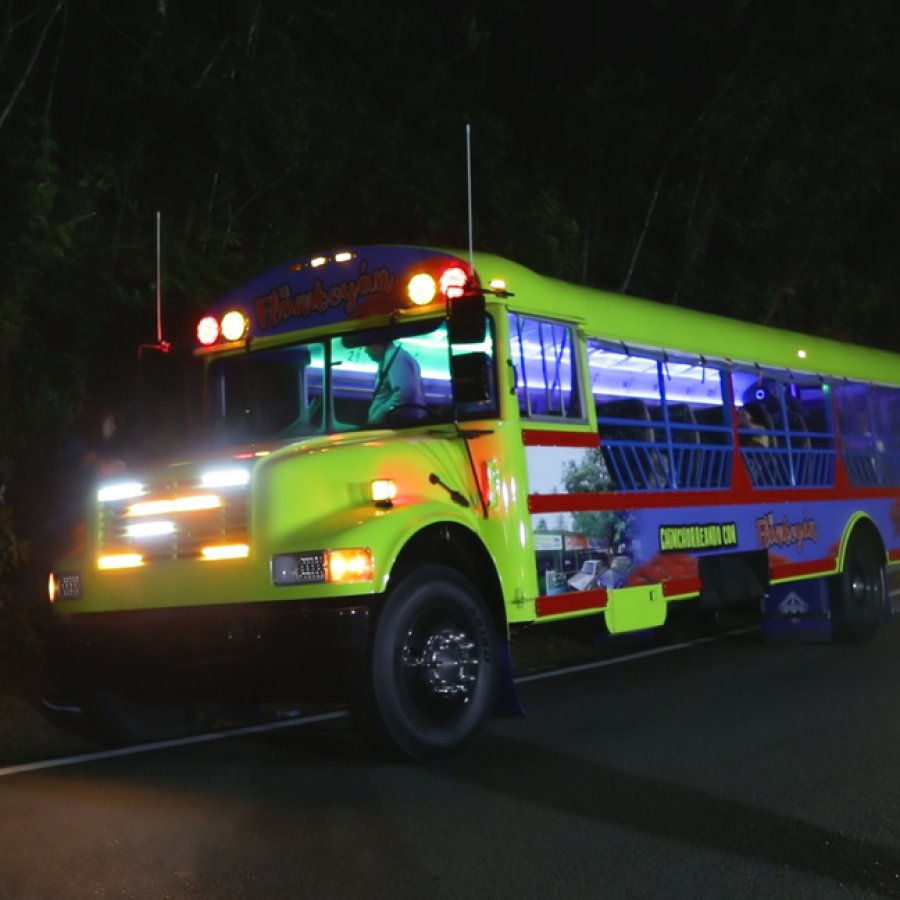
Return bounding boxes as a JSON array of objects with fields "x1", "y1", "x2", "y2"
[
  {"x1": 830, "y1": 529, "x2": 886, "y2": 644},
  {"x1": 356, "y1": 565, "x2": 498, "y2": 761}
]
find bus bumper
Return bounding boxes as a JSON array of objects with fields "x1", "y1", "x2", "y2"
[{"x1": 43, "y1": 598, "x2": 373, "y2": 703}]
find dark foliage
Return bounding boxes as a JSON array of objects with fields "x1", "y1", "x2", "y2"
[{"x1": 2, "y1": 0, "x2": 900, "y2": 588}]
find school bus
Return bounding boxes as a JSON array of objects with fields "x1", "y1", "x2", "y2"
[{"x1": 46, "y1": 245, "x2": 900, "y2": 758}]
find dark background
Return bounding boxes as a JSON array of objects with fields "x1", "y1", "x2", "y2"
[{"x1": 2, "y1": 0, "x2": 900, "y2": 597}]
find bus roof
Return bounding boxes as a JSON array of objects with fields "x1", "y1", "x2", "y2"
[
  {"x1": 198, "y1": 244, "x2": 900, "y2": 387},
  {"x1": 197, "y1": 246, "x2": 475, "y2": 350},
  {"x1": 471, "y1": 250, "x2": 900, "y2": 387}
]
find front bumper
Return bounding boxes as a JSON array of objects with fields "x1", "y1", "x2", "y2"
[{"x1": 44, "y1": 597, "x2": 373, "y2": 703}]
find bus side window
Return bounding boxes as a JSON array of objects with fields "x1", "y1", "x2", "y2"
[{"x1": 508, "y1": 313, "x2": 583, "y2": 421}]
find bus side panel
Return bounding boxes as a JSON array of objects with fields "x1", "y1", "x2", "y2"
[{"x1": 529, "y1": 488, "x2": 900, "y2": 623}]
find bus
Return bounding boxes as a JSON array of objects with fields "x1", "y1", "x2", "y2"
[{"x1": 45, "y1": 245, "x2": 900, "y2": 759}]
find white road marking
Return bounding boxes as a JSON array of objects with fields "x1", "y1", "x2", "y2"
[
  {"x1": 0, "y1": 709, "x2": 346, "y2": 778},
  {"x1": 0, "y1": 623, "x2": 834, "y2": 779}
]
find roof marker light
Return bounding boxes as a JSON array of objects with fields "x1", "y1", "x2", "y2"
[
  {"x1": 221, "y1": 310, "x2": 248, "y2": 341},
  {"x1": 408, "y1": 273, "x2": 437, "y2": 306},
  {"x1": 310, "y1": 256, "x2": 327, "y2": 268},
  {"x1": 335, "y1": 251, "x2": 354, "y2": 262},
  {"x1": 440, "y1": 266, "x2": 468, "y2": 300},
  {"x1": 197, "y1": 316, "x2": 219, "y2": 346}
]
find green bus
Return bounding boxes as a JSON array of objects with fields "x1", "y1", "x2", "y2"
[{"x1": 46, "y1": 246, "x2": 900, "y2": 758}]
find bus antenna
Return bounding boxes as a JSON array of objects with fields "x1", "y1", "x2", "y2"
[
  {"x1": 466, "y1": 123, "x2": 474, "y2": 269},
  {"x1": 140, "y1": 210, "x2": 171, "y2": 356}
]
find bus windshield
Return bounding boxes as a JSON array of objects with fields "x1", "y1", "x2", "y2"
[{"x1": 203, "y1": 316, "x2": 495, "y2": 445}]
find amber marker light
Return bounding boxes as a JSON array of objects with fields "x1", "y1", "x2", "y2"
[
  {"x1": 221, "y1": 310, "x2": 248, "y2": 341},
  {"x1": 201, "y1": 544, "x2": 250, "y2": 561},
  {"x1": 408, "y1": 273, "x2": 436, "y2": 306},
  {"x1": 97, "y1": 553, "x2": 144, "y2": 570},
  {"x1": 326, "y1": 548, "x2": 373, "y2": 583},
  {"x1": 129, "y1": 495, "x2": 221, "y2": 517},
  {"x1": 49, "y1": 571, "x2": 82, "y2": 602},
  {"x1": 371, "y1": 478, "x2": 397, "y2": 507}
]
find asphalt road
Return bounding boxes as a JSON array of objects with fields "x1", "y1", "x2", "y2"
[{"x1": 2, "y1": 622, "x2": 900, "y2": 899}]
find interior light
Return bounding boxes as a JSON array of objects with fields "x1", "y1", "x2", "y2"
[
  {"x1": 408, "y1": 273, "x2": 437, "y2": 305},
  {"x1": 197, "y1": 316, "x2": 220, "y2": 346},
  {"x1": 221, "y1": 310, "x2": 248, "y2": 341},
  {"x1": 201, "y1": 544, "x2": 250, "y2": 561},
  {"x1": 440, "y1": 266, "x2": 468, "y2": 299},
  {"x1": 326, "y1": 547, "x2": 373, "y2": 583},
  {"x1": 98, "y1": 553, "x2": 145, "y2": 570}
]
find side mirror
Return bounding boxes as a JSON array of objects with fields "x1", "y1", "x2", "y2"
[{"x1": 447, "y1": 291, "x2": 486, "y2": 344}]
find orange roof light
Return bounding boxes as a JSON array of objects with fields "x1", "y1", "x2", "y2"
[
  {"x1": 408, "y1": 273, "x2": 437, "y2": 306},
  {"x1": 221, "y1": 310, "x2": 248, "y2": 341}
]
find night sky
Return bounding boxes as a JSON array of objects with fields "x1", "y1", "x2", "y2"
[{"x1": 2, "y1": 0, "x2": 900, "y2": 519}]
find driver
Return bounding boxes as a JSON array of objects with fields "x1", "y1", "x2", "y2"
[{"x1": 365, "y1": 340, "x2": 427, "y2": 424}]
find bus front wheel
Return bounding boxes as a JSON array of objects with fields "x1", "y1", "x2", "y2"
[
  {"x1": 830, "y1": 529, "x2": 886, "y2": 644},
  {"x1": 357, "y1": 565, "x2": 498, "y2": 761}
]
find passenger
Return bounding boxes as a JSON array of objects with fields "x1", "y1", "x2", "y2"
[
  {"x1": 845, "y1": 409, "x2": 884, "y2": 452},
  {"x1": 365, "y1": 340, "x2": 427, "y2": 425},
  {"x1": 738, "y1": 406, "x2": 770, "y2": 448}
]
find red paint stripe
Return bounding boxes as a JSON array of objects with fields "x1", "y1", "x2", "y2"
[
  {"x1": 662, "y1": 577, "x2": 701, "y2": 597},
  {"x1": 528, "y1": 484, "x2": 900, "y2": 514},
  {"x1": 536, "y1": 589, "x2": 608, "y2": 617},
  {"x1": 769, "y1": 558, "x2": 836, "y2": 581},
  {"x1": 521, "y1": 429, "x2": 600, "y2": 448}
]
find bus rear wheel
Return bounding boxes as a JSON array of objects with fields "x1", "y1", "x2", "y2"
[
  {"x1": 356, "y1": 565, "x2": 498, "y2": 761},
  {"x1": 830, "y1": 529, "x2": 886, "y2": 644}
]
